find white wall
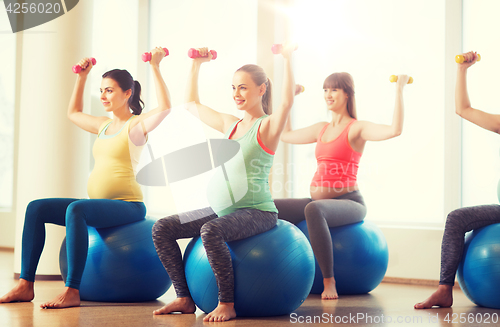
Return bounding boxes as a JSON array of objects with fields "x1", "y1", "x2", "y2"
[
  {"x1": 12, "y1": 1, "x2": 94, "y2": 275},
  {"x1": 383, "y1": 228, "x2": 443, "y2": 281},
  {"x1": 0, "y1": 0, "x2": 18, "y2": 248}
]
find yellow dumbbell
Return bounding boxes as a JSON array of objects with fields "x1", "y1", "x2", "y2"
[
  {"x1": 455, "y1": 53, "x2": 481, "y2": 64},
  {"x1": 389, "y1": 75, "x2": 413, "y2": 84}
]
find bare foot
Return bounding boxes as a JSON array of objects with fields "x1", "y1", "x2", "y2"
[
  {"x1": 40, "y1": 287, "x2": 80, "y2": 309},
  {"x1": 414, "y1": 285, "x2": 453, "y2": 309},
  {"x1": 153, "y1": 297, "x2": 196, "y2": 315},
  {"x1": 203, "y1": 302, "x2": 236, "y2": 322},
  {"x1": 321, "y1": 277, "x2": 338, "y2": 300},
  {"x1": 0, "y1": 279, "x2": 35, "y2": 303}
]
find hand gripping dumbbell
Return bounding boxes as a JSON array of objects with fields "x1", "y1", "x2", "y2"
[
  {"x1": 142, "y1": 48, "x2": 169, "y2": 62},
  {"x1": 389, "y1": 75, "x2": 413, "y2": 84},
  {"x1": 296, "y1": 84, "x2": 305, "y2": 94},
  {"x1": 455, "y1": 53, "x2": 481, "y2": 64},
  {"x1": 271, "y1": 43, "x2": 298, "y2": 54},
  {"x1": 188, "y1": 48, "x2": 217, "y2": 60},
  {"x1": 72, "y1": 58, "x2": 96, "y2": 74}
]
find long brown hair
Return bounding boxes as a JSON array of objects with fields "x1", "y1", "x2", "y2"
[
  {"x1": 323, "y1": 72, "x2": 357, "y2": 119},
  {"x1": 236, "y1": 64, "x2": 272, "y2": 115}
]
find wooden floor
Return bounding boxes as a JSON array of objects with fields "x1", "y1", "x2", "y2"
[{"x1": 1, "y1": 250, "x2": 499, "y2": 326}]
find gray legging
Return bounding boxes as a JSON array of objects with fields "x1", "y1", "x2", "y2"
[
  {"x1": 274, "y1": 191, "x2": 367, "y2": 279},
  {"x1": 152, "y1": 207, "x2": 277, "y2": 303},
  {"x1": 440, "y1": 204, "x2": 500, "y2": 285}
]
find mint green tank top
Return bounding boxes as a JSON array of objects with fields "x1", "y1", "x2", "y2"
[{"x1": 207, "y1": 115, "x2": 278, "y2": 217}]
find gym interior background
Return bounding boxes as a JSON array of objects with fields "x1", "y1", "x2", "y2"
[{"x1": 0, "y1": 0, "x2": 499, "y2": 284}]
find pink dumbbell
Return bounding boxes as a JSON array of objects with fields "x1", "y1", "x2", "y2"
[
  {"x1": 188, "y1": 48, "x2": 217, "y2": 60},
  {"x1": 271, "y1": 43, "x2": 298, "y2": 54},
  {"x1": 72, "y1": 58, "x2": 96, "y2": 74},
  {"x1": 142, "y1": 48, "x2": 169, "y2": 62}
]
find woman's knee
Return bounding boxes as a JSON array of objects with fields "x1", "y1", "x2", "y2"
[
  {"x1": 152, "y1": 216, "x2": 180, "y2": 241},
  {"x1": 25, "y1": 199, "x2": 46, "y2": 217},
  {"x1": 200, "y1": 220, "x2": 223, "y2": 243},
  {"x1": 304, "y1": 202, "x2": 324, "y2": 223},
  {"x1": 305, "y1": 199, "x2": 366, "y2": 228},
  {"x1": 65, "y1": 201, "x2": 88, "y2": 225},
  {"x1": 445, "y1": 208, "x2": 469, "y2": 230}
]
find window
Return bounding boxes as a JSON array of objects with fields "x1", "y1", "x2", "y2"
[
  {"x1": 87, "y1": 0, "x2": 140, "y2": 170},
  {"x1": 145, "y1": 0, "x2": 258, "y2": 216},
  {"x1": 462, "y1": 0, "x2": 500, "y2": 207},
  {"x1": 89, "y1": 0, "x2": 140, "y2": 115},
  {"x1": 288, "y1": 0, "x2": 447, "y2": 225}
]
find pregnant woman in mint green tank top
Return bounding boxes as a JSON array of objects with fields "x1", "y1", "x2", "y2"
[{"x1": 152, "y1": 44, "x2": 297, "y2": 322}]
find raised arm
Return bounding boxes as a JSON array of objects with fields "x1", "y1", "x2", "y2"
[
  {"x1": 67, "y1": 58, "x2": 109, "y2": 134},
  {"x1": 355, "y1": 75, "x2": 407, "y2": 142},
  {"x1": 455, "y1": 51, "x2": 500, "y2": 134},
  {"x1": 261, "y1": 43, "x2": 296, "y2": 150},
  {"x1": 185, "y1": 48, "x2": 238, "y2": 134},
  {"x1": 280, "y1": 118, "x2": 326, "y2": 144},
  {"x1": 280, "y1": 84, "x2": 324, "y2": 144},
  {"x1": 130, "y1": 47, "x2": 172, "y2": 145}
]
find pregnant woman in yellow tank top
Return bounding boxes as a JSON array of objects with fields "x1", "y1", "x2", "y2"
[{"x1": 0, "y1": 48, "x2": 171, "y2": 309}]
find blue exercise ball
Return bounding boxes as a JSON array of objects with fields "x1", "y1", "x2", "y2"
[
  {"x1": 457, "y1": 223, "x2": 500, "y2": 309},
  {"x1": 297, "y1": 220, "x2": 388, "y2": 295},
  {"x1": 183, "y1": 219, "x2": 315, "y2": 316},
  {"x1": 59, "y1": 217, "x2": 171, "y2": 302}
]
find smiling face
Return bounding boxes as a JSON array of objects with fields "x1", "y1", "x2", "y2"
[
  {"x1": 323, "y1": 72, "x2": 356, "y2": 119},
  {"x1": 100, "y1": 78, "x2": 131, "y2": 112},
  {"x1": 232, "y1": 71, "x2": 265, "y2": 111},
  {"x1": 324, "y1": 88, "x2": 348, "y2": 112}
]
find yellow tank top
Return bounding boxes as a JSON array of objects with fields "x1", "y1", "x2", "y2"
[{"x1": 87, "y1": 116, "x2": 144, "y2": 202}]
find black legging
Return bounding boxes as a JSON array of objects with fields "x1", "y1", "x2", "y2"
[
  {"x1": 440, "y1": 204, "x2": 500, "y2": 285},
  {"x1": 152, "y1": 207, "x2": 277, "y2": 303},
  {"x1": 274, "y1": 191, "x2": 366, "y2": 279}
]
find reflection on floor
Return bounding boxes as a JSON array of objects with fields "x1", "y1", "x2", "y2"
[{"x1": 1, "y1": 250, "x2": 498, "y2": 326}]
